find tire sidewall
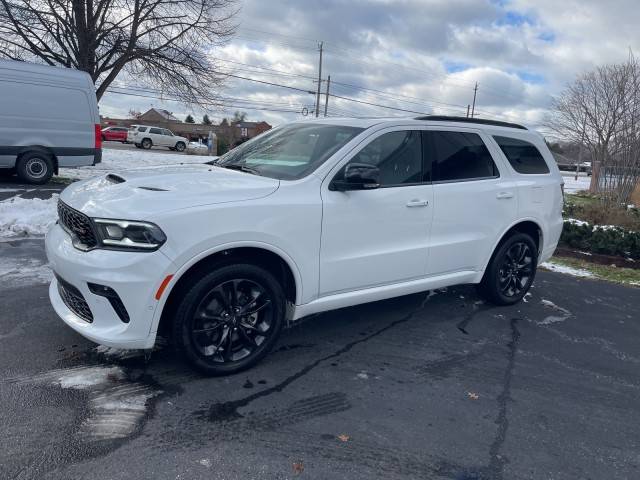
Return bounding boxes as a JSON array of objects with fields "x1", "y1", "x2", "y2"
[
  {"x1": 482, "y1": 233, "x2": 538, "y2": 305},
  {"x1": 16, "y1": 152, "x2": 53, "y2": 185},
  {"x1": 173, "y1": 264, "x2": 286, "y2": 375}
]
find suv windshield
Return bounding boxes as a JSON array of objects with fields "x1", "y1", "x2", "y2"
[{"x1": 215, "y1": 123, "x2": 364, "y2": 180}]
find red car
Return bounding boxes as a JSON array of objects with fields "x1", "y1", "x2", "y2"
[{"x1": 101, "y1": 126, "x2": 128, "y2": 143}]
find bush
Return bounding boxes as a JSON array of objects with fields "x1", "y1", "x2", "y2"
[{"x1": 560, "y1": 221, "x2": 640, "y2": 259}]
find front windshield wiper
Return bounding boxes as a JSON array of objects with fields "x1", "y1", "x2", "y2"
[{"x1": 217, "y1": 163, "x2": 261, "y2": 176}]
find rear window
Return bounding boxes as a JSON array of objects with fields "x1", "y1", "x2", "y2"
[
  {"x1": 137, "y1": 127, "x2": 147, "y2": 132},
  {"x1": 494, "y1": 136, "x2": 550, "y2": 174},
  {"x1": 428, "y1": 131, "x2": 499, "y2": 182}
]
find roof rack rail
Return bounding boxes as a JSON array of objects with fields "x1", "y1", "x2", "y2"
[{"x1": 414, "y1": 115, "x2": 527, "y2": 130}]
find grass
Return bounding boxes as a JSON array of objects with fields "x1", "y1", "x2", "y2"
[
  {"x1": 565, "y1": 192, "x2": 598, "y2": 208},
  {"x1": 50, "y1": 176, "x2": 76, "y2": 185},
  {"x1": 545, "y1": 255, "x2": 640, "y2": 287}
]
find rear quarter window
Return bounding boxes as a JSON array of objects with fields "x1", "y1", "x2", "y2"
[
  {"x1": 137, "y1": 127, "x2": 147, "y2": 132},
  {"x1": 494, "y1": 136, "x2": 550, "y2": 174}
]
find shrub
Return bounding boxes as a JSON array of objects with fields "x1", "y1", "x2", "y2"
[{"x1": 560, "y1": 221, "x2": 640, "y2": 259}]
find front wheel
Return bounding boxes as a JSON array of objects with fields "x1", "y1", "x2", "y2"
[
  {"x1": 175, "y1": 142, "x2": 186, "y2": 152},
  {"x1": 172, "y1": 264, "x2": 286, "y2": 375},
  {"x1": 477, "y1": 233, "x2": 537, "y2": 306}
]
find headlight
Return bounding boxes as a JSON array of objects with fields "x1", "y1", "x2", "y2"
[{"x1": 93, "y1": 218, "x2": 166, "y2": 251}]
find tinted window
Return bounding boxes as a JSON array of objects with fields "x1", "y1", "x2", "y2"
[
  {"x1": 137, "y1": 127, "x2": 147, "y2": 132},
  {"x1": 494, "y1": 136, "x2": 550, "y2": 174},
  {"x1": 163, "y1": 129, "x2": 174, "y2": 136},
  {"x1": 347, "y1": 131, "x2": 423, "y2": 186},
  {"x1": 428, "y1": 131, "x2": 498, "y2": 182},
  {"x1": 149, "y1": 128, "x2": 163, "y2": 135}
]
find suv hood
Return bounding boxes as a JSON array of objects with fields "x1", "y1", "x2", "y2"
[{"x1": 60, "y1": 164, "x2": 280, "y2": 218}]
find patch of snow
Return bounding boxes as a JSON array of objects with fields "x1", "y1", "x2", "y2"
[
  {"x1": 54, "y1": 366, "x2": 125, "y2": 389},
  {"x1": 94, "y1": 345, "x2": 143, "y2": 361},
  {"x1": 0, "y1": 194, "x2": 58, "y2": 238},
  {"x1": 59, "y1": 147, "x2": 211, "y2": 180},
  {"x1": 540, "y1": 262, "x2": 595, "y2": 278},
  {"x1": 538, "y1": 299, "x2": 572, "y2": 325},
  {"x1": 199, "y1": 459, "x2": 213, "y2": 468},
  {"x1": 356, "y1": 372, "x2": 369, "y2": 380},
  {"x1": 562, "y1": 173, "x2": 591, "y2": 193},
  {"x1": 565, "y1": 218, "x2": 589, "y2": 227},
  {"x1": 0, "y1": 256, "x2": 52, "y2": 288}
]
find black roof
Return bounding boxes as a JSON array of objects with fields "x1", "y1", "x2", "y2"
[{"x1": 415, "y1": 115, "x2": 527, "y2": 130}]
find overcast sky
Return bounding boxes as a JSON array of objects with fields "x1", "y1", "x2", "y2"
[{"x1": 99, "y1": 0, "x2": 640, "y2": 132}]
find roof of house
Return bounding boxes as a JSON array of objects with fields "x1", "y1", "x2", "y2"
[{"x1": 143, "y1": 108, "x2": 179, "y2": 122}]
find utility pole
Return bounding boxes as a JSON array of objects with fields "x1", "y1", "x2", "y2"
[
  {"x1": 466, "y1": 105, "x2": 470, "y2": 118},
  {"x1": 324, "y1": 75, "x2": 331, "y2": 117},
  {"x1": 315, "y1": 41, "x2": 323, "y2": 117},
  {"x1": 471, "y1": 82, "x2": 478, "y2": 118}
]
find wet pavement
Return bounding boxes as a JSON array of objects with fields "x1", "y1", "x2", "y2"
[{"x1": 0, "y1": 251, "x2": 639, "y2": 479}]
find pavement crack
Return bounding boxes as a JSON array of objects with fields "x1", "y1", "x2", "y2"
[
  {"x1": 486, "y1": 318, "x2": 521, "y2": 480},
  {"x1": 199, "y1": 293, "x2": 434, "y2": 422}
]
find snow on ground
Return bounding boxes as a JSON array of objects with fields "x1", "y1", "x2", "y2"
[
  {"x1": 540, "y1": 261, "x2": 595, "y2": 278},
  {"x1": 0, "y1": 255, "x2": 52, "y2": 288},
  {"x1": 60, "y1": 147, "x2": 212, "y2": 180},
  {"x1": 0, "y1": 194, "x2": 58, "y2": 238},
  {"x1": 561, "y1": 172, "x2": 592, "y2": 194}
]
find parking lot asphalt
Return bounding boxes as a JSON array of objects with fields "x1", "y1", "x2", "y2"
[{"x1": 0, "y1": 246, "x2": 638, "y2": 479}]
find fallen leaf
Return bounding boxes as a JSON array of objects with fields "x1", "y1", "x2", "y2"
[
  {"x1": 467, "y1": 392, "x2": 479, "y2": 400},
  {"x1": 337, "y1": 434, "x2": 350, "y2": 442},
  {"x1": 292, "y1": 462, "x2": 304, "y2": 474}
]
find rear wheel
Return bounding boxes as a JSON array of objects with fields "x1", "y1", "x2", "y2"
[
  {"x1": 477, "y1": 233, "x2": 537, "y2": 305},
  {"x1": 172, "y1": 264, "x2": 285, "y2": 375},
  {"x1": 141, "y1": 138, "x2": 152, "y2": 149},
  {"x1": 16, "y1": 151, "x2": 54, "y2": 185}
]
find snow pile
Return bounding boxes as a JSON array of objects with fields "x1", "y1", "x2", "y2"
[
  {"x1": 60, "y1": 147, "x2": 211, "y2": 180},
  {"x1": 0, "y1": 194, "x2": 58, "y2": 238},
  {"x1": 540, "y1": 261, "x2": 594, "y2": 278},
  {"x1": 0, "y1": 256, "x2": 52, "y2": 288}
]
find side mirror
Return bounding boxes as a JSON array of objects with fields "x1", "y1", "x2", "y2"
[{"x1": 331, "y1": 163, "x2": 380, "y2": 191}]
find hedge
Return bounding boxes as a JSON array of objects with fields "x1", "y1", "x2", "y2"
[{"x1": 560, "y1": 220, "x2": 640, "y2": 260}]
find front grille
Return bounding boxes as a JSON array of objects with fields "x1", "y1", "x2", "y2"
[
  {"x1": 56, "y1": 275, "x2": 93, "y2": 323},
  {"x1": 57, "y1": 201, "x2": 98, "y2": 249}
]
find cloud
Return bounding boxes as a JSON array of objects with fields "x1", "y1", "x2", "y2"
[{"x1": 99, "y1": 0, "x2": 640, "y2": 133}]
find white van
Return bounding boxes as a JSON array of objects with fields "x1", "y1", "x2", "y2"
[{"x1": 0, "y1": 60, "x2": 101, "y2": 184}]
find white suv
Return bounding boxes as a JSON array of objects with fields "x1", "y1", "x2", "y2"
[
  {"x1": 46, "y1": 116, "x2": 564, "y2": 375},
  {"x1": 127, "y1": 125, "x2": 188, "y2": 152}
]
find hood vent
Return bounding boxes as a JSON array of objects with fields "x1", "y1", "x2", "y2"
[
  {"x1": 106, "y1": 174, "x2": 126, "y2": 184},
  {"x1": 137, "y1": 186, "x2": 168, "y2": 192}
]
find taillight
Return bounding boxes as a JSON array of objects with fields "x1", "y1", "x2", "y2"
[{"x1": 95, "y1": 124, "x2": 102, "y2": 149}]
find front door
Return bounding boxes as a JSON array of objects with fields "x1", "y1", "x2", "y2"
[{"x1": 319, "y1": 129, "x2": 433, "y2": 296}]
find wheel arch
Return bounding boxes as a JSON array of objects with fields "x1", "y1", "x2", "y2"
[
  {"x1": 155, "y1": 243, "x2": 301, "y2": 338},
  {"x1": 479, "y1": 219, "x2": 544, "y2": 279}
]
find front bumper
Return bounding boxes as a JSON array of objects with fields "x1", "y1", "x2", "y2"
[{"x1": 46, "y1": 223, "x2": 175, "y2": 349}]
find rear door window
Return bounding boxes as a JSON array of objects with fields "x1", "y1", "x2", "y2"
[
  {"x1": 493, "y1": 136, "x2": 550, "y2": 174},
  {"x1": 149, "y1": 128, "x2": 163, "y2": 135},
  {"x1": 427, "y1": 131, "x2": 499, "y2": 182}
]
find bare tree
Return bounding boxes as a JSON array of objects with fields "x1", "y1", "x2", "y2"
[
  {"x1": 548, "y1": 52, "x2": 640, "y2": 205},
  {"x1": 0, "y1": 0, "x2": 237, "y2": 102}
]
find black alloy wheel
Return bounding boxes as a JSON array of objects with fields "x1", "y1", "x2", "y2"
[
  {"x1": 478, "y1": 232, "x2": 537, "y2": 305},
  {"x1": 173, "y1": 264, "x2": 285, "y2": 375}
]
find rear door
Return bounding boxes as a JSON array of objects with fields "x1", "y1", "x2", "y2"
[
  {"x1": 319, "y1": 128, "x2": 433, "y2": 295},
  {"x1": 425, "y1": 128, "x2": 517, "y2": 276},
  {"x1": 148, "y1": 127, "x2": 165, "y2": 146}
]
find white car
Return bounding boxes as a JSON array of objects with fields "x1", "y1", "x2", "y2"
[
  {"x1": 46, "y1": 116, "x2": 564, "y2": 375},
  {"x1": 127, "y1": 125, "x2": 188, "y2": 152}
]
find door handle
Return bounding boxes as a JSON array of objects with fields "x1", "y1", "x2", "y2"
[
  {"x1": 406, "y1": 199, "x2": 429, "y2": 207},
  {"x1": 496, "y1": 192, "x2": 514, "y2": 199}
]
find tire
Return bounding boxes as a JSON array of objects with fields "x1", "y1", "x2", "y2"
[
  {"x1": 16, "y1": 151, "x2": 54, "y2": 185},
  {"x1": 141, "y1": 138, "x2": 152, "y2": 149},
  {"x1": 172, "y1": 263, "x2": 286, "y2": 375},
  {"x1": 175, "y1": 142, "x2": 186, "y2": 152},
  {"x1": 477, "y1": 233, "x2": 537, "y2": 306}
]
